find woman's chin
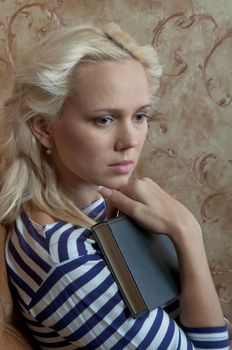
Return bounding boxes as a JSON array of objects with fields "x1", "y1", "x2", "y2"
[{"x1": 105, "y1": 176, "x2": 131, "y2": 190}]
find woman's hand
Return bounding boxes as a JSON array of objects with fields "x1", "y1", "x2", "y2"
[
  {"x1": 98, "y1": 177, "x2": 200, "y2": 243},
  {"x1": 98, "y1": 178, "x2": 225, "y2": 328}
]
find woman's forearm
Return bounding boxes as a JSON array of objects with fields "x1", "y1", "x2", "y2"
[{"x1": 172, "y1": 221, "x2": 225, "y2": 327}]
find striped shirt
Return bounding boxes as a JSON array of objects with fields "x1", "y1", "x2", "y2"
[{"x1": 5, "y1": 197, "x2": 229, "y2": 349}]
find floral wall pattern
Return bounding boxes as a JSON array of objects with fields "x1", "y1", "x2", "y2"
[{"x1": 0, "y1": 0, "x2": 231, "y2": 341}]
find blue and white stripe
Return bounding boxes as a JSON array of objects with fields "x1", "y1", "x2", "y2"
[{"x1": 5, "y1": 197, "x2": 229, "y2": 349}]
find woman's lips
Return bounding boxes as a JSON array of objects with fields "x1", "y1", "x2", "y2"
[{"x1": 109, "y1": 161, "x2": 134, "y2": 174}]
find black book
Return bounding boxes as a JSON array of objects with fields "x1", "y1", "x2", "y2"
[{"x1": 91, "y1": 215, "x2": 180, "y2": 318}]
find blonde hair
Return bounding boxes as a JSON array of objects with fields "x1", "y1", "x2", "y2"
[{"x1": 0, "y1": 23, "x2": 162, "y2": 228}]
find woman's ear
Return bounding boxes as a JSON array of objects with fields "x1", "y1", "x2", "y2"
[{"x1": 28, "y1": 115, "x2": 53, "y2": 149}]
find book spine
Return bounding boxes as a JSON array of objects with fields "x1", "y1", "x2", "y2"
[{"x1": 92, "y1": 223, "x2": 147, "y2": 317}]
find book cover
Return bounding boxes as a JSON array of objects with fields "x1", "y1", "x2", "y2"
[{"x1": 91, "y1": 215, "x2": 180, "y2": 318}]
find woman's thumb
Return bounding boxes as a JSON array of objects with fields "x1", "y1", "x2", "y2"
[{"x1": 97, "y1": 185, "x2": 136, "y2": 217}]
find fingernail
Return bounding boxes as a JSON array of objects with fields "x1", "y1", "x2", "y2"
[{"x1": 97, "y1": 185, "x2": 113, "y2": 197}]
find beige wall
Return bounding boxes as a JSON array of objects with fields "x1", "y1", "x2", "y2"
[{"x1": 0, "y1": 0, "x2": 232, "y2": 330}]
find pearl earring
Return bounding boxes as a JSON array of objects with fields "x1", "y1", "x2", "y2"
[{"x1": 46, "y1": 149, "x2": 52, "y2": 155}]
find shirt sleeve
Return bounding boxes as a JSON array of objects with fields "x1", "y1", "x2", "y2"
[
  {"x1": 27, "y1": 226, "x2": 229, "y2": 350},
  {"x1": 182, "y1": 325, "x2": 229, "y2": 350}
]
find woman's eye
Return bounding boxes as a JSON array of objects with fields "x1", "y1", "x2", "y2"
[
  {"x1": 135, "y1": 113, "x2": 150, "y2": 123},
  {"x1": 95, "y1": 116, "x2": 113, "y2": 126}
]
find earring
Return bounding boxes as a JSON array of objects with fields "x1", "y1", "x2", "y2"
[{"x1": 46, "y1": 148, "x2": 52, "y2": 155}]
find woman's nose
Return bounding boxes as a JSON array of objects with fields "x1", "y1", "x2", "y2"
[{"x1": 114, "y1": 124, "x2": 139, "y2": 151}]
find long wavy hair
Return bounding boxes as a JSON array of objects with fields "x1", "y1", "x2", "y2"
[{"x1": 0, "y1": 23, "x2": 162, "y2": 228}]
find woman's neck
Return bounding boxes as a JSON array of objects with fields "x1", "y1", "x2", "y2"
[{"x1": 61, "y1": 183, "x2": 102, "y2": 210}]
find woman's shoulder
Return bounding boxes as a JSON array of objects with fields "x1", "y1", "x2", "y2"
[
  {"x1": 25, "y1": 197, "x2": 107, "y2": 227},
  {"x1": 14, "y1": 203, "x2": 97, "y2": 264}
]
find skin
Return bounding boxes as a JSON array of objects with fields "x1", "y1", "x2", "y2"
[{"x1": 30, "y1": 59, "x2": 225, "y2": 329}]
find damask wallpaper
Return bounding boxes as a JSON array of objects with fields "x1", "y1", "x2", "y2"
[{"x1": 0, "y1": 0, "x2": 231, "y2": 342}]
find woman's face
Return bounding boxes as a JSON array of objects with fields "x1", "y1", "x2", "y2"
[{"x1": 50, "y1": 59, "x2": 150, "y2": 194}]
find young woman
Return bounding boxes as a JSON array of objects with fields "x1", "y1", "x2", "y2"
[{"x1": 0, "y1": 23, "x2": 229, "y2": 349}]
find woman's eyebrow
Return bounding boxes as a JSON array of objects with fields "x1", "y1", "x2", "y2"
[
  {"x1": 90, "y1": 104, "x2": 151, "y2": 114},
  {"x1": 136, "y1": 104, "x2": 151, "y2": 110},
  {"x1": 91, "y1": 108, "x2": 119, "y2": 113}
]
